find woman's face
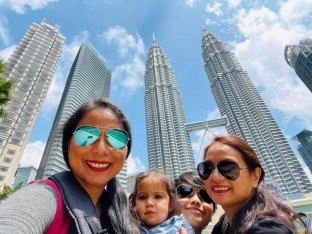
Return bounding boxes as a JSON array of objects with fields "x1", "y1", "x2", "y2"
[
  {"x1": 177, "y1": 184, "x2": 213, "y2": 233},
  {"x1": 203, "y1": 142, "x2": 260, "y2": 215},
  {"x1": 68, "y1": 107, "x2": 128, "y2": 192}
]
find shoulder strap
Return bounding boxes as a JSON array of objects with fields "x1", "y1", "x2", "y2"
[
  {"x1": 43, "y1": 178, "x2": 72, "y2": 234},
  {"x1": 50, "y1": 171, "x2": 102, "y2": 234}
]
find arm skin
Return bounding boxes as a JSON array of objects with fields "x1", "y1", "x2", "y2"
[{"x1": 0, "y1": 181, "x2": 57, "y2": 234}]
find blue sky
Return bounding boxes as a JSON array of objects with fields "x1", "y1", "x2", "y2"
[{"x1": 0, "y1": 0, "x2": 312, "y2": 181}]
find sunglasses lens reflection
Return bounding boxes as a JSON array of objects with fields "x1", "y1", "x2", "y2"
[
  {"x1": 218, "y1": 161, "x2": 240, "y2": 180},
  {"x1": 197, "y1": 160, "x2": 242, "y2": 181},
  {"x1": 199, "y1": 189, "x2": 213, "y2": 204},
  {"x1": 74, "y1": 126, "x2": 129, "y2": 150},
  {"x1": 106, "y1": 129, "x2": 129, "y2": 150},
  {"x1": 197, "y1": 162, "x2": 214, "y2": 180},
  {"x1": 74, "y1": 126, "x2": 101, "y2": 146},
  {"x1": 177, "y1": 184, "x2": 193, "y2": 198}
]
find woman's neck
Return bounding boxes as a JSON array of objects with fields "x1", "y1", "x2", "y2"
[
  {"x1": 223, "y1": 190, "x2": 256, "y2": 225},
  {"x1": 78, "y1": 182, "x2": 105, "y2": 217}
]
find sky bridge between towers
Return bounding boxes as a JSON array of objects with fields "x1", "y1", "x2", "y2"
[{"x1": 185, "y1": 117, "x2": 228, "y2": 133}]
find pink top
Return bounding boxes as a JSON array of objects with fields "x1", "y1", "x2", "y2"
[{"x1": 44, "y1": 179, "x2": 72, "y2": 234}]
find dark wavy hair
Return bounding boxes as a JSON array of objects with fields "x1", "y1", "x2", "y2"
[
  {"x1": 205, "y1": 135, "x2": 298, "y2": 233},
  {"x1": 175, "y1": 171, "x2": 217, "y2": 214},
  {"x1": 129, "y1": 170, "x2": 177, "y2": 221},
  {"x1": 62, "y1": 97, "x2": 139, "y2": 233}
]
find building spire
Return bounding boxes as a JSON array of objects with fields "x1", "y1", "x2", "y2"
[{"x1": 153, "y1": 33, "x2": 156, "y2": 42}]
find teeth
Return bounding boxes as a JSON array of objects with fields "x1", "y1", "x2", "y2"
[
  {"x1": 213, "y1": 187, "x2": 230, "y2": 191},
  {"x1": 87, "y1": 162, "x2": 109, "y2": 168}
]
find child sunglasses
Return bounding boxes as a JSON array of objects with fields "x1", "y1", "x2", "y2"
[
  {"x1": 176, "y1": 184, "x2": 213, "y2": 204},
  {"x1": 197, "y1": 160, "x2": 248, "y2": 181},
  {"x1": 73, "y1": 125, "x2": 129, "y2": 150}
]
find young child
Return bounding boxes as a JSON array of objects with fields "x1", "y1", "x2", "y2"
[{"x1": 129, "y1": 170, "x2": 194, "y2": 234}]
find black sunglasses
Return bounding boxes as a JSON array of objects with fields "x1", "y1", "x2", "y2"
[
  {"x1": 176, "y1": 184, "x2": 213, "y2": 204},
  {"x1": 197, "y1": 160, "x2": 248, "y2": 181}
]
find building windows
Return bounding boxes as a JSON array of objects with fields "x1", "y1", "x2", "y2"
[
  {"x1": 7, "y1": 149, "x2": 16, "y2": 156},
  {"x1": 3, "y1": 157, "x2": 12, "y2": 164},
  {"x1": 0, "y1": 176, "x2": 4, "y2": 182},
  {"x1": 0, "y1": 166, "x2": 9, "y2": 172}
]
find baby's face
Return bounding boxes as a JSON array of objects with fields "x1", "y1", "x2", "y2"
[{"x1": 135, "y1": 176, "x2": 171, "y2": 228}]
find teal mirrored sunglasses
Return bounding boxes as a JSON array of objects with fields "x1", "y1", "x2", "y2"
[{"x1": 73, "y1": 125, "x2": 129, "y2": 150}]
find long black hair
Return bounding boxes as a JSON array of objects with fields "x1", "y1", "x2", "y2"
[{"x1": 62, "y1": 97, "x2": 139, "y2": 233}]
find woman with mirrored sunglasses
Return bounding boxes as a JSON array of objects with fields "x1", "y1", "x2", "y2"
[
  {"x1": 198, "y1": 135, "x2": 300, "y2": 234},
  {"x1": 0, "y1": 98, "x2": 140, "y2": 234},
  {"x1": 175, "y1": 171, "x2": 217, "y2": 234}
]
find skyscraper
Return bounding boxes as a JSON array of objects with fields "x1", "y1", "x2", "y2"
[
  {"x1": 144, "y1": 38, "x2": 195, "y2": 179},
  {"x1": 292, "y1": 130, "x2": 312, "y2": 175},
  {"x1": 0, "y1": 20, "x2": 64, "y2": 189},
  {"x1": 36, "y1": 43, "x2": 111, "y2": 179},
  {"x1": 202, "y1": 30, "x2": 312, "y2": 195},
  {"x1": 285, "y1": 39, "x2": 312, "y2": 92}
]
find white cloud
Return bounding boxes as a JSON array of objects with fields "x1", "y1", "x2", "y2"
[
  {"x1": 228, "y1": 0, "x2": 241, "y2": 8},
  {"x1": 20, "y1": 141, "x2": 46, "y2": 169},
  {"x1": 40, "y1": 31, "x2": 89, "y2": 115},
  {"x1": 280, "y1": 0, "x2": 312, "y2": 24},
  {"x1": 205, "y1": 18, "x2": 217, "y2": 26},
  {"x1": 111, "y1": 56, "x2": 145, "y2": 95},
  {"x1": 0, "y1": 44, "x2": 15, "y2": 61},
  {"x1": 185, "y1": 0, "x2": 196, "y2": 7},
  {"x1": 234, "y1": 3, "x2": 312, "y2": 129},
  {"x1": 102, "y1": 26, "x2": 146, "y2": 95},
  {"x1": 205, "y1": 2, "x2": 223, "y2": 16},
  {"x1": 127, "y1": 154, "x2": 146, "y2": 174},
  {"x1": 103, "y1": 26, "x2": 144, "y2": 58},
  {"x1": 0, "y1": 16, "x2": 10, "y2": 45},
  {"x1": 0, "y1": 0, "x2": 58, "y2": 14}
]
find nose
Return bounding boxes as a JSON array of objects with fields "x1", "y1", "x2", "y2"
[
  {"x1": 146, "y1": 199, "x2": 154, "y2": 207},
  {"x1": 90, "y1": 135, "x2": 111, "y2": 155},
  {"x1": 189, "y1": 192, "x2": 201, "y2": 205},
  {"x1": 209, "y1": 167, "x2": 224, "y2": 181}
]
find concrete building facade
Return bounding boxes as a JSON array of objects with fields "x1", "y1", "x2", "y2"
[{"x1": 0, "y1": 20, "x2": 64, "y2": 189}]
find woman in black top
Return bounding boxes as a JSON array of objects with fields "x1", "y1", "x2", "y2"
[{"x1": 197, "y1": 135, "x2": 299, "y2": 234}]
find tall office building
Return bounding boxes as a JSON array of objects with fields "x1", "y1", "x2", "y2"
[
  {"x1": 292, "y1": 130, "x2": 312, "y2": 175},
  {"x1": 285, "y1": 39, "x2": 312, "y2": 92},
  {"x1": 202, "y1": 30, "x2": 312, "y2": 195},
  {"x1": 0, "y1": 20, "x2": 64, "y2": 189},
  {"x1": 12, "y1": 166, "x2": 37, "y2": 188},
  {"x1": 144, "y1": 38, "x2": 195, "y2": 179},
  {"x1": 36, "y1": 43, "x2": 112, "y2": 179}
]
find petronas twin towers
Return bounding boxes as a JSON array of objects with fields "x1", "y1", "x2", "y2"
[
  {"x1": 145, "y1": 31, "x2": 312, "y2": 195},
  {"x1": 144, "y1": 39, "x2": 195, "y2": 179}
]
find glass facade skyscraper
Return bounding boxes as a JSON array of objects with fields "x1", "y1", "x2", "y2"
[
  {"x1": 285, "y1": 39, "x2": 312, "y2": 92},
  {"x1": 292, "y1": 130, "x2": 312, "y2": 175},
  {"x1": 144, "y1": 39, "x2": 195, "y2": 179},
  {"x1": 36, "y1": 43, "x2": 112, "y2": 179},
  {"x1": 0, "y1": 20, "x2": 64, "y2": 190},
  {"x1": 202, "y1": 30, "x2": 312, "y2": 195}
]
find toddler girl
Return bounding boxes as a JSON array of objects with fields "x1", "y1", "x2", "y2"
[{"x1": 129, "y1": 170, "x2": 194, "y2": 234}]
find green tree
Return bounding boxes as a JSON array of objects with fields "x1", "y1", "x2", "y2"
[
  {"x1": 0, "y1": 183, "x2": 23, "y2": 202},
  {"x1": 0, "y1": 59, "x2": 13, "y2": 118}
]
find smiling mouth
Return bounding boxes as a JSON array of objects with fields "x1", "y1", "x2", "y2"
[
  {"x1": 213, "y1": 186, "x2": 230, "y2": 191},
  {"x1": 86, "y1": 161, "x2": 110, "y2": 168}
]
